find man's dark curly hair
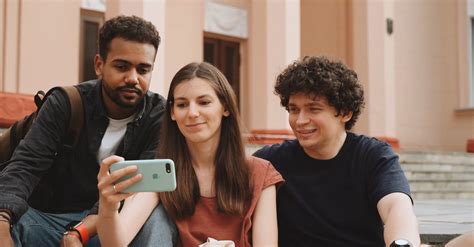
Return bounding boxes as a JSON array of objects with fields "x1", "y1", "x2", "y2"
[
  {"x1": 274, "y1": 56, "x2": 365, "y2": 130},
  {"x1": 98, "y1": 15, "x2": 161, "y2": 61}
]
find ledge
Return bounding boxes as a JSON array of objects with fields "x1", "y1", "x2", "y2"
[
  {"x1": 454, "y1": 107, "x2": 474, "y2": 114},
  {"x1": 246, "y1": 130, "x2": 401, "y2": 150},
  {"x1": 246, "y1": 129, "x2": 295, "y2": 145},
  {"x1": 0, "y1": 92, "x2": 36, "y2": 128},
  {"x1": 467, "y1": 139, "x2": 474, "y2": 153},
  {"x1": 421, "y1": 233, "x2": 459, "y2": 246},
  {"x1": 375, "y1": 136, "x2": 400, "y2": 150}
]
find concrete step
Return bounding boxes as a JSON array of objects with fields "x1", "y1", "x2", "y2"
[
  {"x1": 410, "y1": 181, "x2": 474, "y2": 191},
  {"x1": 400, "y1": 152, "x2": 474, "y2": 199},
  {"x1": 411, "y1": 187, "x2": 474, "y2": 200},
  {"x1": 412, "y1": 191, "x2": 474, "y2": 200},
  {"x1": 401, "y1": 163, "x2": 474, "y2": 172},
  {"x1": 404, "y1": 171, "x2": 474, "y2": 181},
  {"x1": 399, "y1": 152, "x2": 474, "y2": 165}
]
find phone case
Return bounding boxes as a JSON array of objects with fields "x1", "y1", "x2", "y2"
[{"x1": 109, "y1": 159, "x2": 177, "y2": 193}]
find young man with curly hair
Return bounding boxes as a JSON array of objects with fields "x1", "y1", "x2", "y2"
[
  {"x1": 254, "y1": 56, "x2": 420, "y2": 247},
  {"x1": 0, "y1": 16, "x2": 175, "y2": 246}
]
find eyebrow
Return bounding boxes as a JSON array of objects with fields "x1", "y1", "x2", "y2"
[
  {"x1": 174, "y1": 94, "x2": 214, "y2": 101},
  {"x1": 112, "y1": 59, "x2": 153, "y2": 68},
  {"x1": 288, "y1": 101, "x2": 324, "y2": 107}
]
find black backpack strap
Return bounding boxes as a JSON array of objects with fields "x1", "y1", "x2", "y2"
[
  {"x1": 61, "y1": 86, "x2": 84, "y2": 148},
  {"x1": 34, "y1": 91, "x2": 46, "y2": 107}
]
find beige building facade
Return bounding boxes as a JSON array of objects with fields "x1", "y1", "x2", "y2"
[{"x1": 0, "y1": 0, "x2": 473, "y2": 152}]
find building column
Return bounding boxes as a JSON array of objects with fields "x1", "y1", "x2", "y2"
[
  {"x1": 352, "y1": 0, "x2": 398, "y2": 148},
  {"x1": 247, "y1": 0, "x2": 300, "y2": 142},
  {"x1": 2, "y1": 0, "x2": 21, "y2": 92},
  {"x1": 106, "y1": 0, "x2": 204, "y2": 96}
]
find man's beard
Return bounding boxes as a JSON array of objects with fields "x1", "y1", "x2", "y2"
[{"x1": 102, "y1": 79, "x2": 144, "y2": 109}]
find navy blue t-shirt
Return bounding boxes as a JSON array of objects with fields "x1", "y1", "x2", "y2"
[{"x1": 253, "y1": 132, "x2": 411, "y2": 247}]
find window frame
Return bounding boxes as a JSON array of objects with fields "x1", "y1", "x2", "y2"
[
  {"x1": 79, "y1": 8, "x2": 104, "y2": 82},
  {"x1": 468, "y1": 0, "x2": 474, "y2": 107}
]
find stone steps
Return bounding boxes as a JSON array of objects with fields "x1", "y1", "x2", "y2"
[
  {"x1": 399, "y1": 152, "x2": 474, "y2": 165},
  {"x1": 404, "y1": 171, "x2": 474, "y2": 181},
  {"x1": 411, "y1": 191, "x2": 474, "y2": 200},
  {"x1": 409, "y1": 181, "x2": 474, "y2": 190},
  {"x1": 399, "y1": 152, "x2": 474, "y2": 199},
  {"x1": 402, "y1": 163, "x2": 474, "y2": 172}
]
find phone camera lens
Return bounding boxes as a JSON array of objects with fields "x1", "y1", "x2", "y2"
[{"x1": 166, "y1": 163, "x2": 171, "y2": 173}]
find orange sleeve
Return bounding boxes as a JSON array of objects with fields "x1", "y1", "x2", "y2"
[{"x1": 262, "y1": 160, "x2": 285, "y2": 189}]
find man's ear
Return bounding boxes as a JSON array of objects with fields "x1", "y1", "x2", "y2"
[
  {"x1": 342, "y1": 111, "x2": 353, "y2": 123},
  {"x1": 94, "y1": 54, "x2": 104, "y2": 78}
]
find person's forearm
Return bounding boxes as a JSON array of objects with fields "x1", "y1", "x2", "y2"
[
  {"x1": 81, "y1": 214, "x2": 98, "y2": 239},
  {"x1": 97, "y1": 214, "x2": 128, "y2": 247},
  {"x1": 383, "y1": 206, "x2": 421, "y2": 247},
  {"x1": 60, "y1": 211, "x2": 99, "y2": 246},
  {"x1": 0, "y1": 218, "x2": 14, "y2": 247}
]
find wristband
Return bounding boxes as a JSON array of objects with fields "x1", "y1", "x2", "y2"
[
  {"x1": 65, "y1": 221, "x2": 89, "y2": 245},
  {"x1": 63, "y1": 230, "x2": 81, "y2": 240}
]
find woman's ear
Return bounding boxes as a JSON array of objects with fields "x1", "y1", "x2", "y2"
[
  {"x1": 223, "y1": 109, "x2": 230, "y2": 117},
  {"x1": 171, "y1": 111, "x2": 176, "y2": 121}
]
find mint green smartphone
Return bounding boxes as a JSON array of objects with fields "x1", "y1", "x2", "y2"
[{"x1": 110, "y1": 159, "x2": 177, "y2": 193}]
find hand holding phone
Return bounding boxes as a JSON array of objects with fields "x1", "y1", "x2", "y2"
[{"x1": 109, "y1": 159, "x2": 177, "y2": 193}]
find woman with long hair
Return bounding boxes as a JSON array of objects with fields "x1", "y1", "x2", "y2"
[{"x1": 96, "y1": 62, "x2": 283, "y2": 246}]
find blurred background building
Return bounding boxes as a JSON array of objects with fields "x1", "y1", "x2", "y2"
[
  {"x1": 0, "y1": 0, "x2": 473, "y2": 152},
  {"x1": 1, "y1": 1, "x2": 473, "y2": 242}
]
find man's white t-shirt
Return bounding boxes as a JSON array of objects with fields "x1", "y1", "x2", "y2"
[{"x1": 97, "y1": 114, "x2": 135, "y2": 164}]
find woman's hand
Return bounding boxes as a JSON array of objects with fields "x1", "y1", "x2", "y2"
[{"x1": 97, "y1": 155, "x2": 143, "y2": 218}]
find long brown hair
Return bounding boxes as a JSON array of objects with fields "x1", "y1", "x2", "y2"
[{"x1": 158, "y1": 62, "x2": 250, "y2": 219}]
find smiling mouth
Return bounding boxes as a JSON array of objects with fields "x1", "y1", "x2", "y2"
[
  {"x1": 186, "y1": 123, "x2": 205, "y2": 127},
  {"x1": 297, "y1": 129, "x2": 316, "y2": 134}
]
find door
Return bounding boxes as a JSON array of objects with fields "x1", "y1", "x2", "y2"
[{"x1": 204, "y1": 36, "x2": 241, "y2": 107}]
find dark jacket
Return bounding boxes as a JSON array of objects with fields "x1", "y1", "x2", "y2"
[{"x1": 0, "y1": 80, "x2": 166, "y2": 223}]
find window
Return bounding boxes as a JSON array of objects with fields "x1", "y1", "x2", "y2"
[{"x1": 79, "y1": 9, "x2": 104, "y2": 82}]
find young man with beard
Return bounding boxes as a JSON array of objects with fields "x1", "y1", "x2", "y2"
[
  {"x1": 0, "y1": 16, "x2": 175, "y2": 246},
  {"x1": 253, "y1": 56, "x2": 420, "y2": 247}
]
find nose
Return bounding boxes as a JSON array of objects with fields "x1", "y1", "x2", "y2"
[
  {"x1": 295, "y1": 111, "x2": 310, "y2": 126},
  {"x1": 188, "y1": 103, "x2": 200, "y2": 118},
  {"x1": 125, "y1": 69, "x2": 139, "y2": 85}
]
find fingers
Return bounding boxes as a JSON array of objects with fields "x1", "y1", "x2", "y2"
[
  {"x1": 108, "y1": 164, "x2": 138, "y2": 184},
  {"x1": 98, "y1": 155, "x2": 124, "y2": 178},
  {"x1": 97, "y1": 155, "x2": 123, "y2": 181},
  {"x1": 112, "y1": 173, "x2": 143, "y2": 193},
  {"x1": 97, "y1": 164, "x2": 139, "y2": 192},
  {"x1": 101, "y1": 188, "x2": 133, "y2": 205},
  {"x1": 98, "y1": 175, "x2": 138, "y2": 210}
]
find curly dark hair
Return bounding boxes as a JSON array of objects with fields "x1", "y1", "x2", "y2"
[
  {"x1": 98, "y1": 15, "x2": 161, "y2": 61},
  {"x1": 274, "y1": 56, "x2": 365, "y2": 130}
]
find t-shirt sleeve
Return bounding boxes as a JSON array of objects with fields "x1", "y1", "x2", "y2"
[
  {"x1": 248, "y1": 156, "x2": 285, "y2": 189},
  {"x1": 263, "y1": 161, "x2": 285, "y2": 189},
  {"x1": 252, "y1": 145, "x2": 272, "y2": 162},
  {"x1": 367, "y1": 143, "x2": 412, "y2": 206}
]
